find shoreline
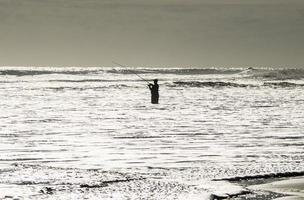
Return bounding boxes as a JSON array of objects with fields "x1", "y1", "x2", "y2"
[
  {"x1": 217, "y1": 175, "x2": 304, "y2": 200},
  {"x1": 248, "y1": 176, "x2": 304, "y2": 200},
  {"x1": 211, "y1": 172, "x2": 304, "y2": 200}
]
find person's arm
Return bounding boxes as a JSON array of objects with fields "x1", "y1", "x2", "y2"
[{"x1": 148, "y1": 84, "x2": 153, "y2": 89}]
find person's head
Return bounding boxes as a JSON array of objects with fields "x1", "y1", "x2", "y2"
[{"x1": 153, "y1": 79, "x2": 158, "y2": 84}]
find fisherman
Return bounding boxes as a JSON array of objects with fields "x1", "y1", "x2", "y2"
[{"x1": 148, "y1": 79, "x2": 159, "y2": 104}]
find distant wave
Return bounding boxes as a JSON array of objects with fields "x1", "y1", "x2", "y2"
[
  {"x1": 1, "y1": 67, "x2": 304, "y2": 80},
  {"x1": 48, "y1": 79, "x2": 143, "y2": 83},
  {"x1": 107, "y1": 68, "x2": 242, "y2": 75},
  {"x1": 172, "y1": 81, "x2": 254, "y2": 88},
  {"x1": 1, "y1": 67, "x2": 241, "y2": 76},
  {"x1": 240, "y1": 68, "x2": 304, "y2": 80},
  {"x1": 107, "y1": 68, "x2": 304, "y2": 80},
  {"x1": 172, "y1": 81, "x2": 304, "y2": 88},
  {"x1": 49, "y1": 79, "x2": 116, "y2": 83},
  {"x1": 0, "y1": 69, "x2": 100, "y2": 76},
  {"x1": 170, "y1": 81, "x2": 304, "y2": 87},
  {"x1": 42, "y1": 85, "x2": 132, "y2": 91}
]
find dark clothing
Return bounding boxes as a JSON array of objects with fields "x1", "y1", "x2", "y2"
[{"x1": 148, "y1": 83, "x2": 159, "y2": 104}]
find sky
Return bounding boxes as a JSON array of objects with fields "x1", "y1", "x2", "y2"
[{"x1": 0, "y1": 0, "x2": 304, "y2": 68}]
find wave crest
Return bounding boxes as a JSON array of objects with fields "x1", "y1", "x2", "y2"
[
  {"x1": 1, "y1": 67, "x2": 304, "y2": 80},
  {"x1": 172, "y1": 81, "x2": 253, "y2": 88},
  {"x1": 107, "y1": 68, "x2": 242, "y2": 75},
  {"x1": 242, "y1": 68, "x2": 304, "y2": 80}
]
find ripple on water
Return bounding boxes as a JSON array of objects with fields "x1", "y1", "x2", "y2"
[{"x1": 0, "y1": 69, "x2": 304, "y2": 199}]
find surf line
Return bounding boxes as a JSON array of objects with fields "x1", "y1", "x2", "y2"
[{"x1": 112, "y1": 61, "x2": 151, "y2": 84}]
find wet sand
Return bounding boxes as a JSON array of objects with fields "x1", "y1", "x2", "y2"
[{"x1": 249, "y1": 176, "x2": 304, "y2": 200}]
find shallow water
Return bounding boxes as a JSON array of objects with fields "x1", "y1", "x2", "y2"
[{"x1": 0, "y1": 67, "x2": 304, "y2": 199}]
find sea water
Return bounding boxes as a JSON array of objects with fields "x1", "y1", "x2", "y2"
[{"x1": 0, "y1": 67, "x2": 303, "y2": 199}]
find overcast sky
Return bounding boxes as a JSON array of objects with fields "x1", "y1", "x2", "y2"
[{"x1": 0, "y1": 0, "x2": 304, "y2": 68}]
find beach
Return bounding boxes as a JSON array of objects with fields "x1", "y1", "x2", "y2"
[{"x1": 248, "y1": 176, "x2": 304, "y2": 200}]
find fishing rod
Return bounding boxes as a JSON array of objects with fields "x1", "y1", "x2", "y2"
[{"x1": 112, "y1": 61, "x2": 151, "y2": 84}]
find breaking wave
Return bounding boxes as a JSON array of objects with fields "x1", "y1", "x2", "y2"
[
  {"x1": 172, "y1": 81, "x2": 254, "y2": 88},
  {"x1": 0, "y1": 69, "x2": 100, "y2": 76},
  {"x1": 1, "y1": 67, "x2": 304, "y2": 80},
  {"x1": 107, "y1": 68, "x2": 242, "y2": 75},
  {"x1": 104, "y1": 68, "x2": 304, "y2": 80},
  {"x1": 172, "y1": 81, "x2": 304, "y2": 88},
  {"x1": 240, "y1": 68, "x2": 304, "y2": 80}
]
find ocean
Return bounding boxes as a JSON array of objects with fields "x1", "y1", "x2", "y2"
[{"x1": 0, "y1": 67, "x2": 303, "y2": 199}]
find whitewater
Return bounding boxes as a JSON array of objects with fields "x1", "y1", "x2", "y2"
[{"x1": 0, "y1": 67, "x2": 303, "y2": 199}]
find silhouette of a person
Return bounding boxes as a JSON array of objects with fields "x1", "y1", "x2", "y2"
[{"x1": 148, "y1": 79, "x2": 159, "y2": 104}]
